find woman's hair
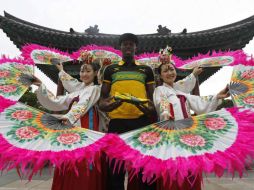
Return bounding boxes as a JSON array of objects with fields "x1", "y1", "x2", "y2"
[
  {"x1": 81, "y1": 58, "x2": 101, "y2": 85},
  {"x1": 157, "y1": 62, "x2": 176, "y2": 75}
]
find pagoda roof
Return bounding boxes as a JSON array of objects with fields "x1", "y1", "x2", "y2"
[
  {"x1": 0, "y1": 12, "x2": 252, "y2": 85},
  {"x1": 1, "y1": 11, "x2": 254, "y2": 58}
]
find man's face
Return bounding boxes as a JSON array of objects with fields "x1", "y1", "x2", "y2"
[{"x1": 120, "y1": 40, "x2": 136, "y2": 57}]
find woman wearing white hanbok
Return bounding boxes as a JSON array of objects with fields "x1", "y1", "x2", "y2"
[
  {"x1": 33, "y1": 60, "x2": 107, "y2": 190},
  {"x1": 153, "y1": 61, "x2": 229, "y2": 190}
]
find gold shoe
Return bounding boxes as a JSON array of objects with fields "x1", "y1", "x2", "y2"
[{"x1": 114, "y1": 92, "x2": 149, "y2": 104}]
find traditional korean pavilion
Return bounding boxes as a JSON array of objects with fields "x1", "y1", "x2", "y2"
[{"x1": 1, "y1": 11, "x2": 254, "y2": 94}]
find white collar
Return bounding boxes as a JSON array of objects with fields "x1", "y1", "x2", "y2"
[
  {"x1": 163, "y1": 82, "x2": 174, "y2": 89},
  {"x1": 84, "y1": 82, "x2": 94, "y2": 88}
]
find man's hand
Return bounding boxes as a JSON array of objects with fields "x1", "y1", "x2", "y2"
[
  {"x1": 99, "y1": 96, "x2": 123, "y2": 112},
  {"x1": 134, "y1": 100, "x2": 155, "y2": 115}
]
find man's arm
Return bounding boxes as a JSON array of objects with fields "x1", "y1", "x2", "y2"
[
  {"x1": 146, "y1": 83, "x2": 155, "y2": 101},
  {"x1": 134, "y1": 66, "x2": 156, "y2": 115},
  {"x1": 98, "y1": 82, "x2": 122, "y2": 112}
]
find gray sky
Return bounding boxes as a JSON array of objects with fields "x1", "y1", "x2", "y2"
[{"x1": 0, "y1": 0, "x2": 254, "y2": 95}]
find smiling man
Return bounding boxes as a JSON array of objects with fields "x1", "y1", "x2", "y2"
[{"x1": 99, "y1": 33, "x2": 156, "y2": 190}]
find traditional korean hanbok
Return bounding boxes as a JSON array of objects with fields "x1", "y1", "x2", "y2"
[
  {"x1": 58, "y1": 70, "x2": 86, "y2": 93},
  {"x1": 35, "y1": 74, "x2": 107, "y2": 190},
  {"x1": 52, "y1": 70, "x2": 197, "y2": 190},
  {"x1": 173, "y1": 73, "x2": 197, "y2": 94},
  {"x1": 127, "y1": 73, "x2": 198, "y2": 190},
  {"x1": 58, "y1": 70, "x2": 109, "y2": 131},
  {"x1": 153, "y1": 82, "x2": 222, "y2": 190},
  {"x1": 154, "y1": 82, "x2": 221, "y2": 121}
]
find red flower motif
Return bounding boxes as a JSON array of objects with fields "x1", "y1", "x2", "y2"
[
  {"x1": 11, "y1": 110, "x2": 33, "y2": 121},
  {"x1": 243, "y1": 96, "x2": 254, "y2": 106},
  {"x1": 204, "y1": 117, "x2": 226, "y2": 130},
  {"x1": 36, "y1": 55, "x2": 45, "y2": 62},
  {"x1": 0, "y1": 70, "x2": 10, "y2": 78},
  {"x1": 94, "y1": 51, "x2": 106, "y2": 57},
  {"x1": 57, "y1": 133, "x2": 81, "y2": 145},
  {"x1": 14, "y1": 64, "x2": 28, "y2": 70},
  {"x1": 110, "y1": 55, "x2": 118, "y2": 60},
  {"x1": 102, "y1": 58, "x2": 112, "y2": 65},
  {"x1": 80, "y1": 51, "x2": 93, "y2": 64},
  {"x1": 0, "y1": 85, "x2": 17, "y2": 93},
  {"x1": 180, "y1": 134, "x2": 206, "y2": 147},
  {"x1": 138, "y1": 132, "x2": 161, "y2": 146},
  {"x1": 241, "y1": 70, "x2": 254, "y2": 79},
  {"x1": 16, "y1": 126, "x2": 40, "y2": 140}
]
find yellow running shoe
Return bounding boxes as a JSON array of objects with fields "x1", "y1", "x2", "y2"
[{"x1": 114, "y1": 92, "x2": 149, "y2": 104}]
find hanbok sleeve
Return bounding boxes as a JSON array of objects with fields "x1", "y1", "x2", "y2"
[
  {"x1": 174, "y1": 73, "x2": 196, "y2": 93},
  {"x1": 153, "y1": 87, "x2": 174, "y2": 121},
  {"x1": 63, "y1": 86, "x2": 101, "y2": 125},
  {"x1": 59, "y1": 70, "x2": 85, "y2": 93},
  {"x1": 35, "y1": 83, "x2": 72, "y2": 111},
  {"x1": 186, "y1": 94, "x2": 222, "y2": 114}
]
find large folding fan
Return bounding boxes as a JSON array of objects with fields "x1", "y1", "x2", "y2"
[
  {"x1": 71, "y1": 45, "x2": 122, "y2": 64},
  {"x1": 0, "y1": 102, "x2": 107, "y2": 179},
  {"x1": 178, "y1": 50, "x2": 247, "y2": 69},
  {"x1": 104, "y1": 108, "x2": 254, "y2": 188},
  {"x1": 229, "y1": 64, "x2": 254, "y2": 108},
  {"x1": 21, "y1": 44, "x2": 72, "y2": 65},
  {"x1": 0, "y1": 57, "x2": 108, "y2": 179},
  {"x1": 0, "y1": 58, "x2": 34, "y2": 101}
]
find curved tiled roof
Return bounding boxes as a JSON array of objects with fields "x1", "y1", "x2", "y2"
[
  {"x1": 1, "y1": 11, "x2": 254, "y2": 58},
  {"x1": 1, "y1": 12, "x2": 253, "y2": 84}
]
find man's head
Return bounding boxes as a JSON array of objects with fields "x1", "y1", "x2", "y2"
[
  {"x1": 119, "y1": 33, "x2": 138, "y2": 58},
  {"x1": 119, "y1": 33, "x2": 138, "y2": 46}
]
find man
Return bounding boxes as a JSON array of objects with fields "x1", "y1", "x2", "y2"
[{"x1": 99, "y1": 33, "x2": 156, "y2": 190}]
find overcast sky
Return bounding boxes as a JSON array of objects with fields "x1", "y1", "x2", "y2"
[{"x1": 0, "y1": 0, "x2": 254, "y2": 95}]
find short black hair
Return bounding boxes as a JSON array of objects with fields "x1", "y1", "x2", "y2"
[{"x1": 119, "y1": 33, "x2": 138, "y2": 46}]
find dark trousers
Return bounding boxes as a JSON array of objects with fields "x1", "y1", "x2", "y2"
[{"x1": 107, "y1": 115, "x2": 156, "y2": 190}]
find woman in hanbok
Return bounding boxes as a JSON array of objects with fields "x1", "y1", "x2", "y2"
[
  {"x1": 33, "y1": 58, "x2": 107, "y2": 190},
  {"x1": 127, "y1": 51, "x2": 203, "y2": 190},
  {"x1": 153, "y1": 53, "x2": 229, "y2": 190}
]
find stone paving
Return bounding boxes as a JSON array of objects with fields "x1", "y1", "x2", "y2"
[{"x1": 0, "y1": 168, "x2": 253, "y2": 190}]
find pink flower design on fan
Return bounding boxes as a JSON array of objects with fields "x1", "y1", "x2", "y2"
[
  {"x1": 57, "y1": 133, "x2": 81, "y2": 145},
  {"x1": 94, "y1": 51, "x2": 106, "y2": 57},
  {"x1": 0, "y1": 85, "x2": 17, "y2": 93},
  {"x1": 16, "y1": 126, "x2": 40, "y2": 140},
  {"x1": 36, "y1": 55, "x2": 45, "y2": 62},
  {"x1": 243, "y1": 96, "x2": 254, "y2": 106},
  {"x1": 0, "y1": 70, "x2": 10, "y2": 78},
  {"x1": 14, "y1": 64, "x2": 28, "y2": 70},
  {"x1": 241, "y1": 70, "x2": 254, "y2": 79},
  {"x1": 180, "y1": 134, "x2": 206, "y2": 147},
  {"x1": 138, "y1": 132, "x2": 161, "y2": 146},
  {"x1": 204, "y1": 118, "x2": 226, "y2": 130},
  {"x1": 110, "y1": 54, "x2": 118, "y2": 60},
  {"x1": 11, "y1": 110, "x2": 33, "y2": 121}
]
